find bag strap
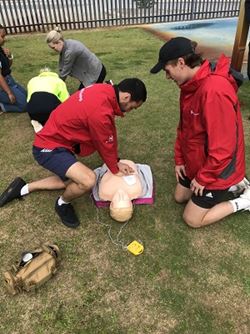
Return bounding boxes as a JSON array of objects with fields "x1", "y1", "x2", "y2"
[{"x1": 41, "y1": 243, "x2": 60, "y2": 259}]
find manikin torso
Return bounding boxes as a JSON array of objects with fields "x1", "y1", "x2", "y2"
[{"x1": 98, "y1": 160, "x2": 143, "y2": 205}]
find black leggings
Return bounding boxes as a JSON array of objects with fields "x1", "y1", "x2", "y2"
[
  {"x1": 27, "y1": 92, "x2": 61, "y2": 125},
  {"x1": 78, "y1": 64, "x2": 107, "y2": 90}
]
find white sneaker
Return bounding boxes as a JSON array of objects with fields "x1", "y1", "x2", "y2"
[
  {"x1": 240, "y1": 186, "x2": 250, "y2": 200},
  {"x1": 229, "y1": 177, "x2": 250, "y2": 195},
  {"x1": 240, "y1": 186, "x2": 250, "y2": 211},
  {"x1": 241, "y1": 177, "x2": 250, "y2": 187},
  {"x1": 31, "y1": 120, "x2": 43, "y2": 133}
]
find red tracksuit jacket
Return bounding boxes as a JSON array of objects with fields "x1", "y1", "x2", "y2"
[
  {"x1": 33, "y1": 84, "x2": 124, "y2": 174},
  {"x1": 174, "y1": 54, "x2": 245, "y2": 189}
]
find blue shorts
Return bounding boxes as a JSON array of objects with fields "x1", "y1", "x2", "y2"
[
  {"x1": 179, "y1": 176, "x2": 231, "y2": 209},
  {"x1": 32, "y1": 146, "x2": 77, "y2": 181}
]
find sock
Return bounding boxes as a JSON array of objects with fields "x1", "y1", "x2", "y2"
[
  {"x1": 229, "y1": 198, "x2": 250, "y2": 212},
  {"x1": 228, "y1": 185, "x2": 238, "y2": 192},
  {"x1": 20, "y1": 184, "x2": 29, "y2": 196},
  {"x1": 58, "y1": 196, "x2": 70, "y2": 206}
]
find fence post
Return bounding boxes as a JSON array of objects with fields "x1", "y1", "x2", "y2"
[
  {"x1": 190, "y1": 0, "x2": 195, "y2": 21},
  {"x1": 231, "y1": 0, "x2": 249, "y2": 71}
]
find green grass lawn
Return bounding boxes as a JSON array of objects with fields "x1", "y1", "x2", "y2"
[{"x1": 0, "y1": 27, "x2": 250, "y2": 334}]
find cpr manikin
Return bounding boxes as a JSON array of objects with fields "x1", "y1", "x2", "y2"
[{"x1": 98, "y1": 160, "x2": 143, "y2": 222}]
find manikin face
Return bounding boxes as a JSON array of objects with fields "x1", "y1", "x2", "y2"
[
  {"x1": 119, "y1": 92, "x2": 143, "y2": 113},
  {"x1": 0, "y1": 28, "x2": 6, "y2": 47},
  {"x1": 110, "y1": 189, "x2": 133, "y2": 222},
  {"x1": 164, "y1": 58, "x2": 188, "y2": 86},
  {"x1": 48, "y1": 40, "x2": 64, "y2": 53}
]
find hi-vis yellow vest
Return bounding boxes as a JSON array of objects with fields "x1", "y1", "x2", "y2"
[{"x1": 27, "y1": 71, "x2": 69, "y2": 102}]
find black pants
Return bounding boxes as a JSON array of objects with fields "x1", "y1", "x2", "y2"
[
  {"x1": 27, "y1": 92, "x2": 61, "y2": 125},
  {"x1": 78, "y1": 64, "x2": 107, "y2": 90}
]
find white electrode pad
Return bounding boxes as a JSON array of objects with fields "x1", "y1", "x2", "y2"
[{"x1": 123, "y1": 175, "x2": 136, "y2": 186}]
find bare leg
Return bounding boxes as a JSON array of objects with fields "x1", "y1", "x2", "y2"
[
  {"x1": 28, "y1": 175, "x2": 67, "y2": 192},
  {"x1": 52, "y1": 162, "x2": 96, "y2": 228},
  {"x1": 61, "y1": 162, "x2": 96, "y2": 202},
  {"x1": 26, "y1": 162, "x2": 95, "y2": 201},
  {"x1": 174, "y1": 183, "x2": 192, "y2": 203},
  {"x1": 183, "y1": 200, "x2": 234, "y2": 228}
]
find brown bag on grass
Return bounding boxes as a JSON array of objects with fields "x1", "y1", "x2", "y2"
[{"x1": 3, "y1": 243, "x2": 60, "y2": 295}]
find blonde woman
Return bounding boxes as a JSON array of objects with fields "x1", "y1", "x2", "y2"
[{"x1": 46, "y1": 27, "x2": 106, "y2": 90}]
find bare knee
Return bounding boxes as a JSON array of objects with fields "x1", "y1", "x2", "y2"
[
  {"x1": 174, "y1": 193, "x2": 187, "y2": 204},
  {"x1": 78, "y1": 170, "x2": 96, "y2": 191},
  {"x1": 66, "y1": 162, "x2": 97, "y2": 191},
  {"x1": 174, "y1": 184, "x2": 192, "y2": 204},
  {"x1": 183, "y1": 212, "x2": 203, "y2": 228}
]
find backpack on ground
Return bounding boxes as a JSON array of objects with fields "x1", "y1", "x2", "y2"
[{"x1": 3, "y1": 242, "x2": 60, "y2": 295}]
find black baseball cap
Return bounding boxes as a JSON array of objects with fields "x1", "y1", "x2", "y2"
[{"x1": 150, "y1": 37, "x2": 195, "y2": 74}]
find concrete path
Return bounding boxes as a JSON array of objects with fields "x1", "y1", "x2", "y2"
[{"x1": 144, "y1": 17, "x2": 249, "y2": 76}]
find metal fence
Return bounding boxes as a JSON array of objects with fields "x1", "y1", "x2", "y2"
[{"x1": 0, "y1": 0, "x2": 241, "y2": 34}]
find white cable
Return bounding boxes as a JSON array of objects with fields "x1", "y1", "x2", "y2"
[{"x1": 91, "y1": 191, "x2": 135, "y2": 250}]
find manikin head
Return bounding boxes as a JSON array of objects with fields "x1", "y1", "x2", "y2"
[
  {"x1": 109, "y1": 189, "x2": 133, "y2": 223},
  {"x1": 98, "y1": 160, "x2": 142, "y2": 222}
]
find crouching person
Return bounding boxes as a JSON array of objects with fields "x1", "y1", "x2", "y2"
[
  {"x1": 0, "y1": 78, "x2": 147, "y2": 228},
  {"x1": 0, "y1": 24, "x2": 27, "y2": 113},
  {"x1": 26, "y1": 67, "x2": 70, "y2": 132}
]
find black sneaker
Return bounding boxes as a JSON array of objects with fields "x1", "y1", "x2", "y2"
[
  {"x1": 0, "y1": 177, "x2": 26, "y2": 207},
  {"x1": 55, "y1": 199, "x2": 80, "y2": 228}
]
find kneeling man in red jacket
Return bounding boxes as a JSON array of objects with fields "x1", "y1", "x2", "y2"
[
  {"x1": 0, "y1": 78, "x2": 147, "y2": 228},
  {"x1": 151, "y1": 37, "x2": 250, "y2": 228}
]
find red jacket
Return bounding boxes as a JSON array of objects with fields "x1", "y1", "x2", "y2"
[
  {"x1": 174, "y1": 54, "x2": 245, "y2": 189},
  {"x1": 33, "y1": 84, "x2": 124, "y2": 174}
]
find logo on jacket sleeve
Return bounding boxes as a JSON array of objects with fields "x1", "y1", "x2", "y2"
[
  {"x1": 190, "y1": 110, "x2": 200, "y2": 116},
  {"x1": 78, "y1": 88, "x2": 85, "y2": 102},
  {"x1": 105, "y1": 135, "x2": 114, "y2": 143}
]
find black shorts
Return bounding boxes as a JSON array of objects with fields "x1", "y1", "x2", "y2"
[
  {"x1": 33, "y1": 146, "x2": 77, "y2": 181},
  {"x1": 179, "y1": 176, "x2": 232, "y2": 209}
]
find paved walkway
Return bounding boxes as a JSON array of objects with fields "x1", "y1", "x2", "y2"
[{"x1": 144, "y1": 17, "x2": 249, "y2": 76}]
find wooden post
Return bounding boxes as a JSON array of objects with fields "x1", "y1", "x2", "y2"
[{"x1": 231, "y1": 0, "x2": 249, "y2": 71}]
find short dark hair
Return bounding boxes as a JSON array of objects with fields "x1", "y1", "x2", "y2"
[{"x1": 117, "y1": 78, "x2": 147, "y2": 102}]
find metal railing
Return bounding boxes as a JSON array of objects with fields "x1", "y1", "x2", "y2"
[{"x1": 0, "y1": 0, "x2": 241, "y2": 34}]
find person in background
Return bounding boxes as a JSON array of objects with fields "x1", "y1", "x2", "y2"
[
  {"x1": 0, "y1": 78, "x2": 147, "y2": 229},
  {"x1": 0, "y1": 24, "x2": 27, "y2": 113},
  {"x1": 150, "y1": 36, "x2": 250, "y2": 228},
  {"x1": 27, "y1": 67, "x2": 70, "y2": 132},
  {"x1": 46, "y1": 27, "x2": 106, "y2": 90}
]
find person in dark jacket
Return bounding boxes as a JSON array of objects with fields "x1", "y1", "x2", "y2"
[
  {"x1": 0, "y1": 24, "x2": 27, "y2": 113},
  {"x1": 150, "y1": 36, "x2": 250, "y2": 228},
  {"x1": 0, "y1": 78, "x2": 147, "y2": 228}
]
